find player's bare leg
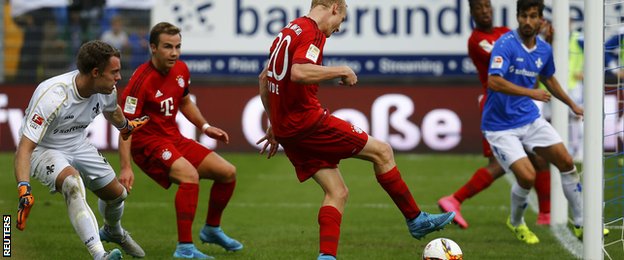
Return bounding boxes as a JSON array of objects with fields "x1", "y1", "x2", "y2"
[
  {"x1": 507, "y1": 158, "x2": 539, "y2": 245},
  {"x1": 355, "y1": 136, "x2": 454, "y2": 239},
  {"x1": 196, "y1": 152, "x2": 242, "y2": 251},
  {"x1": 313, "y1": 168, "x2": 348, "y2": 260},
  {"x1": 439, "y1": 156, "x2": 504, "y2": 229},
  {"x1": 94, "y1": 179, "x2": 145, "y2": 258}
]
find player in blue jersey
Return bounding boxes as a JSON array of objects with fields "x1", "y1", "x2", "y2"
[{"x1": 483, "y1": 0, "x2": 589, "y2": 244}]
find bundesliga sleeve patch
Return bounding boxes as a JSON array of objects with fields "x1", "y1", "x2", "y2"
[
  {"x1": 491, "y1": 56, "x2": 504, "y2": 69},
  {"x1": 30, "y1": 114, "x2": 44, "y2": 129},
  {"x1": 305, "y1": 44, "x2": 320, "y2": 63},
  {"x1": 123, "y1": 96, "x2": 138, "y2": 114}
]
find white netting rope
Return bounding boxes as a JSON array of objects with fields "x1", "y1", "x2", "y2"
[{"x1": 603, "y1": 1, "x2": 624, "y2": 259}]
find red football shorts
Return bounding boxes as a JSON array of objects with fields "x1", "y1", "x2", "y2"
[
  {"x1": 277, "y1": 115, "x2": 368, "y2": 182},
  {"x1": 131, "y1": 137, "x2": 212, "y2": 189},
  {"x1": 481, "y1": 136, "x2": 493, "y2": 157},
  {"x1": 479, "y1": 92, "x2": 493, "y2": 157}
]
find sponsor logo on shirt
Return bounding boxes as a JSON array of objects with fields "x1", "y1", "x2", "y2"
[
  {"x1": 176, "y1": 76, "x2": 185, "y2": 88},
  {"x1": 478, "y1": 40, "x2": 494, "y2": 53},
  {"x1": 491, "y1": 56, "x2": 503, "y2": 69},
  {"x1": 514, "y1": 68, "x2": 538, "y2": 78},
  {"x1": 306, "y1": 44, "x2": 320, "y2": 63},
  {"x1": 52, "y1": 124, "x2": 89, "y2": 134},
  {"x1": 155, "y1": 90, "x2": 163, "y2": 98},
  {"x1": 124, "y1": 96, "x2": 138, "y2": 114}
]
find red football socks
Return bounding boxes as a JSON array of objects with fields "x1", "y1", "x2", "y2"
[
  {"x1": 206, "y1": 180, "x2": 236, "y2": 226},
  {"x1": 376, "y1": 166, "x2": 420, "y2": 220},
  {"x1": 453, "y1": 167, "x2": 494, "y2": 203},
  {"x1": 176, "y1": 182, "x2": 199, "y2": 243},
  {"x1": 318, "y1": 205, "x2": 342, "y2": 257},
  {"x1": 535, "y1": 170, "x2": 551, "y2": 214}
]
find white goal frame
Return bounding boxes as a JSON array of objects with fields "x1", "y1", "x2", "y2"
[{"x1": 583, "y1": 0, "x2": 605, "y2": 259}]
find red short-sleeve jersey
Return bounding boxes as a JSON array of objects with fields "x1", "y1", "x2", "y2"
[
  {"x1": 467, "y1": 26, "x2": 510, "y2": 92},
  {"x1": 120, "y1": 60, "x2": 190, "y2": 144},
  {"x1": 266, "y1": 16, "x2": 327, "y2": 138}
]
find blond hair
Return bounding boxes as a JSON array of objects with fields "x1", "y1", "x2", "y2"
[{"x1": 311, "y1": 0, "x2": 346, "y2": 11}]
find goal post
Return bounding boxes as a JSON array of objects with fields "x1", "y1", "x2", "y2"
[
  {"x1": 551, "y1": 0, "x2": 570, "y2": 228},
  {"x1": 583, "y1": 0, "x2": 605, "y2": 259}
]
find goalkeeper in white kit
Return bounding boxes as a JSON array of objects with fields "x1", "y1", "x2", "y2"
[{"x1": 13, "y1": 40, "x2": 149, "y2": 259}]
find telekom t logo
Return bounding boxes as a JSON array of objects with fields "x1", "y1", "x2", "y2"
[{"x1": 160, "y1": 97, "x2": 174, "y2": 116}]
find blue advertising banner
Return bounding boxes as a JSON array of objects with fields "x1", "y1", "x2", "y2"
[{"x1": 182, "y1": 54, "x2": 477, "y2": 77}]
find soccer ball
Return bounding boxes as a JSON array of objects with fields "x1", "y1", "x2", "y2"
[{"x1": 422, "y1": 238, "x2": 463, "y2": 260}]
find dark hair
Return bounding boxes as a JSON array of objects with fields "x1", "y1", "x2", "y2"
[
  {"x1": 468, "y1": 0, "x2": 478, "y2": 10},
  {"x1": 76, "y1": 40, "x2": 121, "y2": 74},
  {"x1": 517, "y1": 0, "x2": 544, "y2": 17},
  {"x1": 149, "y1": 22, "x2": 182, "y2": 47}
]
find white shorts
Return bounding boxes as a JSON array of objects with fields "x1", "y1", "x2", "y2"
[
  {"x1": 31, "y1": 141, "x2": 115, "y2": 192},
  {"x1": 483, "y1": 117, "x2": 562, "y2": 172}
]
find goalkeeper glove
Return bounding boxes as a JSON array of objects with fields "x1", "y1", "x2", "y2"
[
  {"x1": 118, "y1": 115, "x2": 150, "y2": 140},
  {"x1": 17, "y1": 182, "x2": 34, "y2": 231}
]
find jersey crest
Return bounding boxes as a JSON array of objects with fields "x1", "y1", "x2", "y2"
[
  {"x1": 161, "y1": 149, "x2": 172, "y2": 160},
  {"x1": 535, "y1": 57, "x2": 543, "y2": 68},
  {"x1": 176, "y1": 76, "x2": 185, "y2": 88}
]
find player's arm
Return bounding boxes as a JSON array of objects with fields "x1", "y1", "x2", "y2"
[
  {"x1": 540, "y1": 76, "x2": 583, "y2": 116},
  {"x1": 258, "y1": 66, "x2": 271, "y2": 118},
  {"x1": 179, "y1": 94, "x2": 229, "y2": 144},
  {"x1": 14, "y1": 135, "x2": 36, "y2": 230},
  {"x1": 256, "y1": 66, "x2": 279, "y2": 158},
  {"x1": 104, "y1": 105, "x2": 149, "y2": 141},
  {"x1": 104, "y1": 105, "x2": 130, "y2": 128},
  {"x1": 291, "y1": 63, "x2": 357, "y2": 86},
  {"x1": 14, "y1": 136, "x2": 36, "y2": 188},
  {"x1": 488, "y1": 75, "x2": 551, "y2": 102},
  {"x1": 118, "y1": 134, "x2": 134, "y2": 193}
]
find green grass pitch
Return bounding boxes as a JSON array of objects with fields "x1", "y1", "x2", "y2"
[{"x1": 1, "y1": 152, "x2": 578, "y2": 259}]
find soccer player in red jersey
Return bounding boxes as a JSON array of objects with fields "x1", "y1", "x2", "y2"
[
  {"x1": 256, "y1": 1, "x2": 454, "y2": 259},
  {"x1": 437, "y1": 0, "x2": 551, "y2": 229},
  {"x1": 118, "y1": 22, "x2": 242, "y2": 259}
]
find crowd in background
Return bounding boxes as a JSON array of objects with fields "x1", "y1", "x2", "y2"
[
  {"x1": 5, "y1": 1, "x2": 150, "y2": 83},
  {"x1": 3, "y1": 1, "x2": 624, "y2": 86}
]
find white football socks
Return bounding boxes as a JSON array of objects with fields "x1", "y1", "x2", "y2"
[
  {"x1": 561, "y1": 167, "x2": 583, "y2": 227},
  {"x1": 510, "y1": 183, "x2": 530, "y2": 227},
  {"x1": 98, "y1": 188, "x2": 127, "y2": 236},
  {"x1": 62, "y1": 175, "x2": 105, "y2": 259}
]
